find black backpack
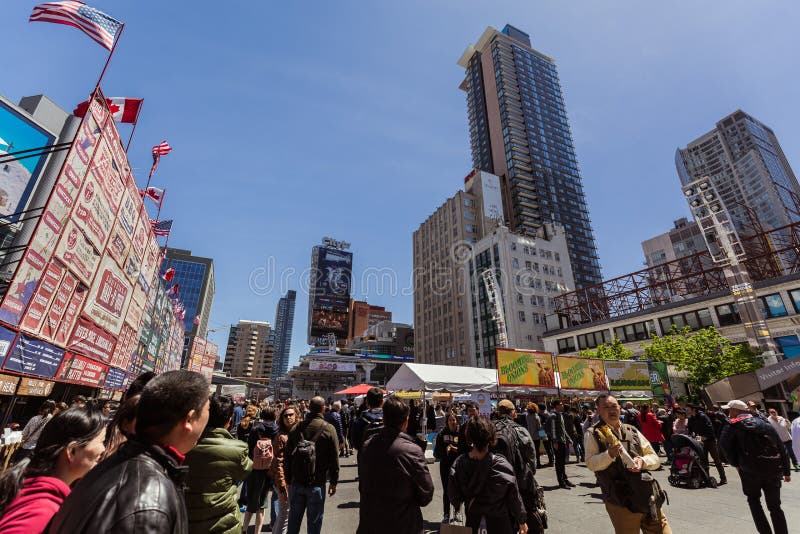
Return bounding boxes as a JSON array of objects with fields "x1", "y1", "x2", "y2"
[
  {"x1": 360, "y1": 412, "x2": 384, "y2": 447},
  {"x1": 741, "y1": 421, "x2": 783, "y2": 473},
  {"x1": 291, "y1": 422, "x2": 326, "y2": 485},
  {"x1": 494, "y1": 418, "x2": 536, "y2": 491}
]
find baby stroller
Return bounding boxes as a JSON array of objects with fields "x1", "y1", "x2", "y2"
[{"x1": 667, "y1": 434, "x2": 717, "y2": 489}]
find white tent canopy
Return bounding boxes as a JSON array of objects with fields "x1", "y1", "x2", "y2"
[{"x1": 387, "y1": 363, "x2": 498, "y2": 392}]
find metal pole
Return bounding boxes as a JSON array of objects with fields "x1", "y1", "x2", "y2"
[
  {"x1": 95, "y1": 24, "x2": 125, "y2": 90},
  {"x1": 125, "y1": 97, "x2": 144, "y2": 153}
]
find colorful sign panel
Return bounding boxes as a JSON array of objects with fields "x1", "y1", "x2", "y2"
[
  {"x1": 0, "y1": 100, "x2": 56, "y2": 221},
  {"x1": 496, "y1": 349, "x2": 556, "y2": 387},
  {"x1": 3, "y1": 333, "x2": 64, "y2": 378},
  {"x1": 59, "y1": 353, "x2": 109, "y2": 386},
  {"x1": 16, "y1": 377, "x2": 54, "y2": 397},
  {"x1": 605, "y1": 360, "x2": 652, "y2": 391},
  {"x1": 103, "y1": 367, "x2": 128, "y2": 390},
  {"x1": 0, "y1": 325, "x2": 17, "y2": 365},
  {"x1": 0, "y1": 373, "x2": 20, "y2": 395},
  {"x1": 648, "y1": 361, "x2": 672, "y2": 398},
  {"x1": 556, "y1": 356, "x2": 607, "y2": 390},
  {"x1": 309, "y1": 246, "x2": 352, "y2": 340},
  {"x1": 309, "y1": 360, "x2": 357, "y2": 372}
]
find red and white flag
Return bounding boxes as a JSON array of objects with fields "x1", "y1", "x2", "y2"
[
  {"x1": 168, "y1": 284, "x2": 179, "y2": 297},
  {"x1": 140, "y1": 187, "x2": 165, "y2": 207},
  {"x1": 152, "y1": 141, "x2": 172, "y2": 156},
  {"x1": 29, "y1": 1, "x2": 122, "y2": 50},
  {"x1": 162, "y1": 268, "x2": 175, "y2": 282},
  {"x1": 74, "y1": 97, "x2": 142, "y2": 123}
]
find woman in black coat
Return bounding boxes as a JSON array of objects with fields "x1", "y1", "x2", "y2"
[
  {"x1": 449, "y1": 417, "x2": 527, "y2": 534},
  {"x1": 433, "y1": 411, "x2": 462, "y2": 524}
]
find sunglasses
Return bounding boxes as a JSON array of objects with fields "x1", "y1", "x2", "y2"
[{"x1": 283, "y1": 413, "x2": 296, "y2": 418}]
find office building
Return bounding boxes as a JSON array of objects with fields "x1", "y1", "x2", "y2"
[
  {"x1": 468, "y1": 223, "x2": 574, "y2": 368},
  {"x1": 347, "y1": 300, "x2": 392, "y2": 342},
  {"x1": 676, "y1": 110, "x2": 800, "y2": 234},
  {"x1": 161, "y1": 248, "x2": 215, "y2": 367},
  {"x1": 270, "y1": 289, "x2": 296, "y2": 382},
  {"x1": 222, "y1": 320, "x2": 274, "y2": 384},
  {"x1": 458, "y1": 24, "x2": 602, "y2": 288}
]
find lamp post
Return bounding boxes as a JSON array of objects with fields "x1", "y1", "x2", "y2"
[{"x1": 683, "y1": 178, "x2": 778, "y2": 365}]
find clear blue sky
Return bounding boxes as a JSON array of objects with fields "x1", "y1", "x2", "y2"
[{"x1": 4, "y1": 1, "x2": 800, "y2": 367}]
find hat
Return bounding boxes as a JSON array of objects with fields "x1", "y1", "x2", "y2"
[
  {"x1": 498, "y1": 399, "x2": 515, "y2": 411},
  {"x1": 722, "y1": 400, "x2": 748, "y2": 411}
]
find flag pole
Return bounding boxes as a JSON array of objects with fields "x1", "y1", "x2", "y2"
[
  {"x1": 156, "y1": 189, "x2": 165, "y2": 221},
  {"x1": 95, "y1": 24, "x2": 124, "y2": 89},
  {"x1": 125, "y1": 97, "x2": 144, "y2": 152},
  {"x1": 145, "y1": 154, "x2": 158, "y2": 190}
]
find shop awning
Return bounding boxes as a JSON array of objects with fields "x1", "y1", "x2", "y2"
[{"x1": 386, "y1": 363, "x2": 498, "y2": 392}]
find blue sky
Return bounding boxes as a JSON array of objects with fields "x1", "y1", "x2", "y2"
[{"x1": 3, "y1": 1, "x2": 800, "y2": 367}]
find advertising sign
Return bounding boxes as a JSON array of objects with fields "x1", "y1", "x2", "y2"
[
  {"x1": 313, "y1": 247, "x2": 353, "y2": 308},
  {"x1": 310, "y1": 309, "x2": 349, "y2": 338},
  {"x1": 0, "y1": 100, "x2": 56, "y2": 220},
  {"x1": 19, "y1": 260, "x2": 64, "y2": 334},
  {"x1": 0, "y1": 248, "x2": 49, "y2": 326},
  {"x1": 468, "y1": 392, "x2": 493, "y2": 416},
  {"x1": 648, "y1": 361, "x2": 672, "y2": 399},
  {"x1": 59, "y1": 353, "x2": 108, "y2": 386},
  {"x1": 16, "y1": 377, "x2": 54, "y2": 397},
  {"x1": 496, "y1": 349, "x2": 556, "y2": 387},
  {"x1": 104, "y1": 367, "x2": 128, "y2": 390},
  {"x1": 53, "y1": 283, "x2": 87, "y2": 346},
  {"x1": 54, "y1": 220, "x2": 102, "y2": 285},
  {"x1": 72, "y1": 166, "x2": 115, "y2": 252},
  {"x1": 605, "y1": 360, "x2": 651, "y2": 391},
  {"x1": 309, "y1": 360, "x2": 357, "y2": 372},
  {"x1": 3, "y1": 333, "x2": 64, "y2": 378},
  {"x1": 556, "y1": 356, "x2": 607, "y2": 390},
  {"x1": 82, "y1": 257, "x2": 132, "y2": 336},
  {"x1": 39, "y1": 269, "x2": 78, "y2": 342},
  {"x1": 0, "y1": 325, "x2": 16, "y2": 366},
  {"x1": 68, "y1": 316, "x2": 117, "y2": 364},
  {"x1": 0, "y1": 373, "x2": 20, "y2": 395}
]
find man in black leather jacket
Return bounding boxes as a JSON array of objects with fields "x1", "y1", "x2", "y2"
[{"x1": 50, "y1": 370, "x2": 211, "y2": 533}]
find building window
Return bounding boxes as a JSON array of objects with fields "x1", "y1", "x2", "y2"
[
  {"x1": 760, "y1": 294, "x2": 788, "y2": 318},
  {"x1": 715, "y1": 304, "x2": 741, "y2": 326},
  {"x1": 577, "y1": 330, "x2": 609, "y2": 350},
  {"x1": 613, "y1": 320, "x2": 656, "y2": 342},
  {"x1": 512, "y1": 258, "x2": 520, "y2": 268},
  {"x1": 557, "y1": 337, "x2": 576, "y2": 353},
  {"x1": 789, "y1": 289, "x2": 800, "y2": 313},
  {"x1": 658, "y1": 309, "x2": 714, "y2": 333},
  {"x1": 518, "y1": 311, "x2": 526, "y2": 322}
]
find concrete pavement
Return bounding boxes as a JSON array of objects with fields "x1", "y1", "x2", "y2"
[{"x1": 271, "y1": 454, "x2": 800, "y2": 533}]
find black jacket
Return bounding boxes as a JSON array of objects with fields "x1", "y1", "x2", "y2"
[
  {"x1": 350, "y1": 408, "x2": 383, "y2": 451},
  {"x1": 688, "y1": 410, "x2": 716, "y2": 441},
  {"x1": 448, "y1": 452, "x2": 527, "y2": 533},
  {"x1": 720, "y1": 413, "x2": 790, "y2": 478},
  {"x1": 433, "y1": 427, "x2": 461, "y2": 473},
  {"x1": 357, "y1": 427, "x2": 434, "y2": 534},
  {"x1": 50, "y1": 439, "x2": 188, "y2": 533},
  {"x1": 285, "y1": 413, "x2": 339, "y2": 487}
]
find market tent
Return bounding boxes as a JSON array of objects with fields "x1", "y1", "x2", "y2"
[
  {"x1": 386, "y1": 363, "x2": 498, "y2": 392},
  {"x1": 335, "y1": 384, "x2": 384, "y2": 395}
]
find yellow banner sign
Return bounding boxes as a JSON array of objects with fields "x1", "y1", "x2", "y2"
[
  {"x1": 496, "y1": 349, "x2": 555, "y2": 387},
  {"x1": 556, "y1": 356, "x2": 607, "y2": 390}
]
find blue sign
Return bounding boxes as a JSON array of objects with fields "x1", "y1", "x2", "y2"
[
  {"x1": 775, "y1": 335, "x2": 800, "y2": 359},
  {"x1": 357, "y1": 353, "x2": 414, "y2": 362},
  {"x1": 104, "y1": 367, "x2": 128, "y2": 390},
  {"x1": 3, "y1": 333, "x2": 65, "y2": 378},
  {"x1": 0, "y1": 325, "x2": 17, "y2": 366}
]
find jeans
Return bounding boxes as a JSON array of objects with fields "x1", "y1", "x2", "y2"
[
  {"x1": 572, "y1": 436, "x2": 585, "y2": 461},
  {"x1": 741, "y1": 475, "x2": 787, "y2": 534},
  {"x1": 273, "y1": 493, "x2": 290, "y2": 534},
  {"x1": 662, "y1": 439, "x2": 674, "y2": 463},
  {"x1": 784, "y1": 440, "x2": 799, "y2": 467},
  {"x1": 287, "y1": 484, "x2": 326, "y2": 534}
]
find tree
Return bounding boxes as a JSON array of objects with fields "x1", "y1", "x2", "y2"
[
  {"x1": 642, "y1": 326, "x2": 762, "y2": 393},
  {"x1": 579, "y1": 337, "x2": 634, "y2": 360}
]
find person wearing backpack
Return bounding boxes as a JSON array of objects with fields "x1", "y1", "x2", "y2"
[
  {"x1": 493, "y1": 400, "x2": 547, "y2": 534},
  {"x1": 285, "y1": 397, "x2": 339, "y2": 534},
  {"x1": 350, "y1": 388, "x2": 384, "y2": 459},
  {"x1": 184, "y1": 394, "x2": 253, "y2": 534},
  {"x1": 720, "y1": 400, "x2": 791, "y2": 534},
  {"x1": 243, "y1": 408, "x2": 278, "y2": 534},
  {"x1": 357, "y1": 397, "x2": 433, "y2": 534}
]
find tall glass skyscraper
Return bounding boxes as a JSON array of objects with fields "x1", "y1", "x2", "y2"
[
  {"x1": 161, "y1": 248, "x2": 215, "y2": 367},
  {"x1": 676, "y1": 110, "x2": 800, "y2": 233},
  {"x1": 270, "y1": 289, "x2": 296, "y2": 381},
  {"x1": 458, "y1": 25, "x2": 602, "y2": 288}
]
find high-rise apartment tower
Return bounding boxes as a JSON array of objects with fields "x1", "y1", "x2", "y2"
[
  {"x1": 270, "y1": 290, "x2": 296, "y2": 382},
  {"x1": 458, "y1": 24, "x2": 602, "y2": 288}
]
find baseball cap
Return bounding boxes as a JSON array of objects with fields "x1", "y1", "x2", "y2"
[
  {"x1": 498, "y1": 399, "x2": 515, "y2": 411},
  {"x1": 722, "y1": 400, "x2": 748, "y2": 411}
]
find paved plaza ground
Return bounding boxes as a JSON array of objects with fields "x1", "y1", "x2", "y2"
[{"x1": 287, "y1": 454, "x2": 800, "y2": 534}]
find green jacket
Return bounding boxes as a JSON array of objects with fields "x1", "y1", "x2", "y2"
[{"x1": 184, "y1": 426, "x2": 253, "y2": 534}]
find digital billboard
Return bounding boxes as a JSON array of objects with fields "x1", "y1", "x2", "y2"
[
  {"x1": 309, "y1": 245, "x2": 352, "y2": 340},
  {"x1": 0, "y1": 100, "x2": 56, "y2": 221}
]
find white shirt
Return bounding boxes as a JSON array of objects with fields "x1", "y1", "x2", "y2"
[
  {"x1": 585, "y1": 422, "x2": 661, "y2": 473},
  {"x1": 768, "y1": 415, "x2": 792, "y2": 442},
  {"x1": 792, "y1": 417, "x2": 800, "y2": 463}
]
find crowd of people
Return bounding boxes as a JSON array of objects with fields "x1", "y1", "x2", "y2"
[{"x1": 0, "y1": 375, "x2": 799, "y2": 534}]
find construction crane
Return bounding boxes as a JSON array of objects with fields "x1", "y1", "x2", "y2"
[{"x1": 480, "y1": 268, "x2": 508, "y2": 348}]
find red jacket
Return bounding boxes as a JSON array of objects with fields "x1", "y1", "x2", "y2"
[
  {"x1": 0, "y1": 476, "x2": 71, "y2": 534},
  {"x1": 639, "y1": 412, "x2": 665, "y2": 444}
]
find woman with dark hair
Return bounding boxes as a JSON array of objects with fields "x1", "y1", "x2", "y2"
[
  {"x1": 449, "y1": 417, "x2": 528, "y2": 534},
  {"x1": 101, "y1": 371, "x2": 156, "y2": 460},
  {"x1": 433, "y1": 411, "x2": 462, "y2": 524},
  {"x1": 16, "y1": 399, "x2": 57, "y2": 462},
  {"x1": 0, "y1": 406, "x2": 106, "y2": 533},
  {"x1": 270, "y1": 405, "x2": 298, "y2": 534}
]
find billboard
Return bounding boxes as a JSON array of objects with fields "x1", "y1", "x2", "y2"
[
  {"x1": 309, "y1": 360, "x2": 356, "y2": 372},
  {"x1": 0, "y1": 100, "x2": 56, "y2": 221},
  {"x1": 311, "y1": 246, "x2": 352, "y2": 307},
  {"x1": 556, "y1": 356, "x2": 607, "y2": 391},
  {"x1": 496, "y1": 349, "x2": 555, "y2": 387},
  {"x1": 3, "y1": 333, "x2": 64, "y2": 378},
  {"x1": 310, "y1": 308, "x2": 349, "y2": 338},
  {"x1": 605, "y1": 360, "x2": 651, "y2": 391}
]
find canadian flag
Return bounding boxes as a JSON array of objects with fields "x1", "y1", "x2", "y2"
[
  {"x1": 74, "y1": 97, "x2": 143, "y2": 124},
  {"x1": 162, "y1": 268, "x2": 175, "y2": 282},
  {"x1": 140, "y1": 187, "x2": 165, "y2": 207}
]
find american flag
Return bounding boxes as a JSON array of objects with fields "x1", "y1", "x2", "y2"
[
  {"x1": 150, "y1": 219, "x2": 173, "y2": 237},
  {"x1": 30, "y1": 1, "x2": 122, "y2": 50},
  {"x1": 152, "y1": 141, "x2": 172, "y2": 156}
]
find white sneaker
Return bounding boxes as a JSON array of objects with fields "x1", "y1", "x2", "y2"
[{"x1": 453, "y1": 511, "x2": 464, "y2": 524}]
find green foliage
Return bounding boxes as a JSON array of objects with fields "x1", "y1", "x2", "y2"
[
  {"x1": 579, "y1": 337, "x2": 634, "y2": 360},
  {"x1": 642, "y1": 326, "x2": 762, "y2": 391}
]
